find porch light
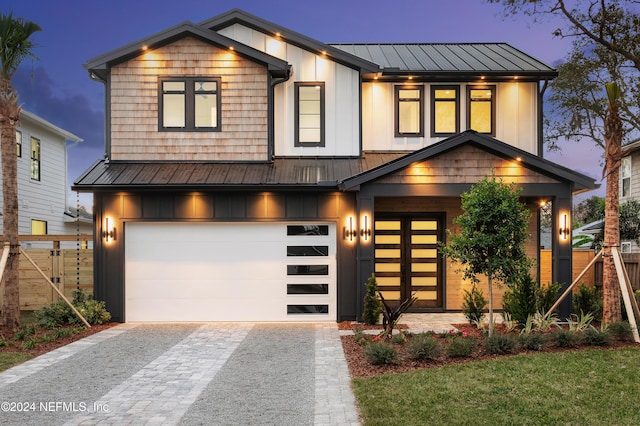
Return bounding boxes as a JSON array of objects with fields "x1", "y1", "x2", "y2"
[
  {"x1": 344, "y1": 216, "x2": 357, "y2": 241},
  {"x1": 559, "y1": 213, "x2": 570, "y2": 240},
  {"x1": 360, "y1": 215, "x2": 372, "y2": 241},
  {"x1": 102, "y1": 217, "x2": 117, "y2": 243}
]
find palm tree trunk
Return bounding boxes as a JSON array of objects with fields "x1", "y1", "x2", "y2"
[
  {"x1": 0, "y1": 76, "x2": 20, "y2": 331},
  {"x1": 602, "y1": 83, "x2": 622, "y2": 324}
]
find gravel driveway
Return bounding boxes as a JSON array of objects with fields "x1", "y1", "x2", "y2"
[{"x1": 0, "y1": 323, "x2": 359, "y2": 425}]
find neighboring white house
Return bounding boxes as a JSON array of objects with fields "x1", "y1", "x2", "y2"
[
  {"x1": 620, "y1": 139, "x2": 640, "y2": 252},
  {"x1": 0, "y1": 110, "x2": 91, "y2": 247}
]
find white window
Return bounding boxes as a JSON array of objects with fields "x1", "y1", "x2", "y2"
[
  {"x1": 30, "y1": 137, "x2": 40, "y2": 181},
  {"x1": 621, "y1": 157, "x2": 631, "y2": 197}
]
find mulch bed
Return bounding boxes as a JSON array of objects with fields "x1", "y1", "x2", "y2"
[
  {"x1": 338, "y1": 321, "x2": 639, "y2": 379},
  {"x1": 0, "y1": 323, "x2": 117, "y2": 357}
]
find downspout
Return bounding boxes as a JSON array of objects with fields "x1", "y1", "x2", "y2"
[
  {"x1": 268, "y1": 66, "x2": 293, "y2": 162},
  {"x1": 538, "y1": 78, "x2": 549, "y2": 157},
  {"x1": 89, "y1": 71, "x2": 110, "y2": 163}
]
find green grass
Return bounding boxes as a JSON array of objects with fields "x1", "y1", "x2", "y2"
[
  {"x1": 353, "y1": 347, "x2": 640, "y2": 425},
  {"x1": 0, "y1": 352, "x2": 33, "y2": 372}
]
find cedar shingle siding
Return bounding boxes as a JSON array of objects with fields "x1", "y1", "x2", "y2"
[{"x1": 110, "y1": 37, "x2": 269, "y2": 161}]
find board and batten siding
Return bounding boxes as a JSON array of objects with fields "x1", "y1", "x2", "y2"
[
  {"x1": 0, "y1": 120, "x2": 68, "y2": 238},
  {"x1": 217, "y1": 23, "x2": 361, "y2": 157},
  {"x1": 109, "y1": 37, "x2": 269, "y2": 161},
  {"x1": 362, "y1": 81, "x2": 539, "y2": 154}
]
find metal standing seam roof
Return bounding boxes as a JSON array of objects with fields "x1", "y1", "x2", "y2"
[
  {"x1": 330, "y1": 43, "x2": 557, "y2": 76},
  {"x1": 72, "y1": 153, "x2": 407, "y2": 191}
]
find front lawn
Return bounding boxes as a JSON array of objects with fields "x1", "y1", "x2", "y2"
[{"x1": 353, "y1": 346, "x2": 640, "y2": 425}]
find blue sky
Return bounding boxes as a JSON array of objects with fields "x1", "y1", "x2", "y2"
[{"x1": 6, "y1": 0, "x2": 603, "y2": 207}]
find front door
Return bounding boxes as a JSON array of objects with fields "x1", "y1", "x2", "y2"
[{"x1": 374, "y1": 214, "x2": 444, "y2": 310}]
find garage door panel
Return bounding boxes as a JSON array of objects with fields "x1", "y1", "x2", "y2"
[{"x1": 125, "y1": 222, "x2": 335, "y2": 322}]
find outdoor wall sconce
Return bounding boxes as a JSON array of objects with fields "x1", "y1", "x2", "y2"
[
  {"x1": 102, "y1": 217, "x2": 117, "y2": 243},
  {"x1": 344, "y1": 216, "x2": 357, "y2": 241},
  {"x1": 559, "y1": 213, "x2": 570, "y2": 240},
  {"x1": 360, "y1": 215, "x2": 371, "y2": 241}
]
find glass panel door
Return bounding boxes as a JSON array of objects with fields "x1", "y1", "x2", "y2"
[{"x1": 374, "y1": 215, "x2": 443, "y2": 310}]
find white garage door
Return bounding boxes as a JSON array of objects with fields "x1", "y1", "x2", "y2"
[{"x1": 125, "y1": 222, "x2": 336, "y2": 322}]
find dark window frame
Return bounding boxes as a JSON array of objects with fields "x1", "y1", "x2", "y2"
[
  {"x1": 395, "y1": 85, "x2": 424, "y2": 137},
  {"x1": 294, "y1": 82, "x2": 325, "y2": 147},
  {"x1": 158, "y1": 76, "x2": 221, "y2": 132},
  {"x1": 466, "y1": 85, "x2": 496, "y2": 136},
  {"x1": 430, "y1": 85, "x2": 460, "y2": 137}
]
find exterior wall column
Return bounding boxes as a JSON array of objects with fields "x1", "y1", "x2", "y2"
[
  {"x1": 553, "y1": 191, "x2": 573, "y2": 319},
  {"x1": 355, "y1": 190, "x2": 375, "y2": 321}
]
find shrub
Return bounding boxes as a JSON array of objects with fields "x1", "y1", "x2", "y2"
[
  {"x1": 537, "y1": 282, "x2": 561, "y2": 313},
  {"x1": 462, "y1": 284, "x2": 486, "y2": 325},
  {"x1": 391, "y1": 331, "x2": 407, "y2": 344},
  {"x1": 485, "y1": 333, "x2": 518, "y2": 354},
  {"x1": 407, "y1": 334, "x2": 443, "y2": 361},
  {"x1": 446, "y1": 336, "x2": 477, "y2": 358},
  {"x1": 572, "y1": 284, "x2": 603, "y2": 321},
  {"x1": 362, "y1": 274, "x2": 382, "y2": 325},
  {"x1": 364, "y1": 341, "x2": 398, "y2": 365},
  {"x1": 567, "y1": 311, "x2": 594, "y2": 332},
  {"x1": 35, "y1": 290, "x2": 111, "y2": 328},
  {"x1": 22, "y1": 339, "x2": 37, "y2": 350},
  {"x1": 77, "y1": 298, "x2": 111, "y2": 325},
  {"x1": 35, "y1": 301, "x2": 76, "y2": 329},
  {"x1": 502, "y1": 273, "x2": 538, "y2": 326},
  {"x1": 607, "y1": 321, "x2": 633, "y2": 341},
  {"x1": 519, "y1": 333, "x2": 547, "y2": 351},
  {"x1": 550, "y1": 328, "x2": 580, "y2": 348},
  {"x1": 582, "y1": 328, "x2": 610, "y2": 346}
]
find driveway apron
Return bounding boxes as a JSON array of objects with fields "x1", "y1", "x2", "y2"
[{"x1": 0, "y1": 323, "x2": 359, "y2": 425}]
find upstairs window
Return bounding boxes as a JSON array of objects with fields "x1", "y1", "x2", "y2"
[
  {"x1": 295, "y1": 82, "x2": 325, "y2": 147},
  {"x1": 467, "y1": 86, "x2": 495, "y2": 135},
  {"x1": 30, "y1": 137, "x2": 40, "y2": 181},
  {"x1": 159, "y1": 77, "x2": 221, "y2": 131},
  {"x1": 16, "y1": 130, "x2": 22, "y2": 157},
  {"x1": 431, "y1": 86, "x2": 459, "y2": 136},
  {"x1": 395, "y1": 86, "x2": 424, "y2": 137},
  {"x1": 622, "y1": 156, "x2": 631, "y2": 197}
]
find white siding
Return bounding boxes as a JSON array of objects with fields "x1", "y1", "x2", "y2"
[
  {"x1": 0, "y1": 114, "x2": 75, "y2": 244},
  {"x1": 219, "y1": 24, "x2": 361, "y2": 157},
  {"x1": 362, "y1": 81, "x2": 539, "y2": 154}
]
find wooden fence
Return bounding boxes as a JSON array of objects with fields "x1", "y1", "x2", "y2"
[
  {"x1": 540, "y1": 249, "x2": 640, "y2": 292},
  {"x1": 0, "y1": 235, "x2": 93, "y2": 310}
]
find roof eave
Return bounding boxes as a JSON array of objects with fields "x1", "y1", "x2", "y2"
[
  {"x1": 84, "y1": 20, "x2": 290, "y2": 80},
  {"x1": 201, "y1": 9, "x2": 381, "y2": 73}
]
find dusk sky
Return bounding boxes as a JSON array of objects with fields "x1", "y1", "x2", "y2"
[{"x1": 6, "y1": 0, "x2": 604, "y2": 208}]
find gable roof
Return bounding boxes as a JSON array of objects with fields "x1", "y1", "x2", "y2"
[
  {"x1": 84, "y1": 21, "x2": 291, "y2": 81},
  {"x1": 200, "y1": 9, "x2": 381, "y2": 74},
  {"x1": 21, "y1": 110, "x2": 83, "y2": 143},
  {"x1": 331, "y1": 43, "x2": 557, "y2": 81},
  {"x1": 340, "y1": 130, "x2": 596, "y2": 192}
]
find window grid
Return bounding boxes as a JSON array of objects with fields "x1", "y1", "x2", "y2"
[
  {"x1": 431, "y1": 86, "x2": 459, "y2": 136},
  {"x1": 395, "y1": 86, "x2": 424, "y2": 137},
  {"x1": 295, "y1": 82, "x2": 325, "y2": 147},
  {"x1": 159, "y1": 77, "x2": 221, "y2": 132},
  {"x1": 467, "y1": 85, "x2": 496, "y2": 135}
]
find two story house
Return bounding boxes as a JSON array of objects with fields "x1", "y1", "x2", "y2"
[
  {"x1": 1, "y1": 110, "x2": 89, "y2": 247},
  {"x1": 74, "y1": 9, "x2": 596, "y2": 322}
]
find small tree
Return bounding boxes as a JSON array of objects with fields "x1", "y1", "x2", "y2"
[
  {"x1": 362, "y1": 274, "x2": 382, "y2": 325},
  {"x1": 441, "y1": 174, "x2": 532, "y2": 336}
]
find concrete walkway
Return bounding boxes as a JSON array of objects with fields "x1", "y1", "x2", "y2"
[{"x1": 0, "y1": 323, "x2": 359, "y2": 426}]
